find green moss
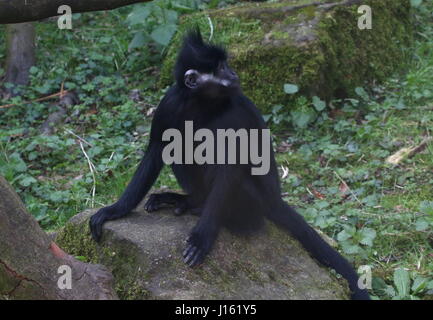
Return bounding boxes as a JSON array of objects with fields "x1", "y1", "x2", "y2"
[
  {"x1": 116, "y1": 278, "x2": 151, "y2": 300},
  {"x1": 380, "y1": 184, "x2": 433, "y2": 211},
  {"x1": 56, "y1": 218, "x2": 151, "y2": 300},
  {"x1": 316, "y1": 0, "x2": 413, "y2": 100},
  {"x1": 231, "y1": 260, "x2": 264, "y2": 283},
  {"x1": 56, "y1": 219, "x2": 99, "y2": 263},
  {"x1": 158, "y1": 0, "x2": 413, "y2": 113}
]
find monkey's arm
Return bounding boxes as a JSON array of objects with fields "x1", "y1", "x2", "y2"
[
  {"x1": 90, "y1": 141, "x2": 164, "y2": 241},
  {"x1": 89, "y1": 91, "x2": 181, "y2": 241}
]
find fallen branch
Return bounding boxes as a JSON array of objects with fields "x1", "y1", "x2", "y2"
[
  {"x1": 386, "y1": 137, "x2": 432, "y2": 165},
  {"x1": 0, "y1": 90, "x2": 69, "y2": 109},
  {"x1": 64, "y1": 129, "x2": 93, "y2": 147}
]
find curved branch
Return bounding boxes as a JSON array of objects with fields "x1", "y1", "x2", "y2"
[{"x1": 0, "y1": 0, "x2": 150, "y2": 24}]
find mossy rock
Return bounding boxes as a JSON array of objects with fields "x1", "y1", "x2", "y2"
[
  {"x1": 56, "y1": 201, "x2": 351, "y2": 300},
  {"x1": 158, "y1": 0, "x2": 413, "y2": 113}
]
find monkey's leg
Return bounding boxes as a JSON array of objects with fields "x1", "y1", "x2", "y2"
[
  {"x1": 183, "y1": 167, "x2": 238, "y2": 267},
  {"x1": 183, "y1": 208, "x2": 220, "y2": 267},
  {"x1": 145, "y1": 192, "x2": 196, "y2": 215}
]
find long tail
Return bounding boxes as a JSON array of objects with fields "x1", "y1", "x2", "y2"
[{"x1": 267, "y1": 201, "x2": 370, "y2": 300}]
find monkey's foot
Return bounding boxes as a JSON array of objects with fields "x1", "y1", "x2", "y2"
[
  {"x1": 183, "y1": 230, "x2": 214, "y2": 267},
  {"x1": 145, "y1": 192, "x2": 199, "y2": 216}
]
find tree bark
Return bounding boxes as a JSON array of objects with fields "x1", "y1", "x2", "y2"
[
  {"x1": 3, "y1": 23, "x2": 36, "y2": 97},
  {"x1": 0, "y1": 0, "x2": 151, "y2": 24},
  {"x1": 0, "y1": 176, "x2": 118, "y2": 300}
]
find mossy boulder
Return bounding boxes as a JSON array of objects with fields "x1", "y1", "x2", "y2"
[
  {"x1": 159, "y1": 0, "x2": 412, "y2": 113},
  {"x1": 56, "y1": 201, "x2": 351, "y2": 300}
]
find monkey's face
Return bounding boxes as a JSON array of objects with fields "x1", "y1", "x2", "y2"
[{"x1": 184, "y1": 60, "x2": 240, "y2": 98}]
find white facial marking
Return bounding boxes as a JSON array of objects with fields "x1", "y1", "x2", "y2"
[
  {"x1": 185, "y1": 69, "x2": 198, "y2": 76},
  {"x1": 185, "y1": 69, "x2": 230, "y2": 87}
]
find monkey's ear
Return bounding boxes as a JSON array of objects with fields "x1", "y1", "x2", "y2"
[{"x1": 184, "y1": 69, "x2": 199, "y2": 89}]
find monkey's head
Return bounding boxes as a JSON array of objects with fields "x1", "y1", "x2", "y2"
[{"x1": 174, "y1": 29, "x2": 240, "y2": 98}]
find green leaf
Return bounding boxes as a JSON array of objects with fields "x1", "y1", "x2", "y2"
[
  {"x1": 129, "y1": 32, "x2": 147, "y2": 50},
  {"x1": 150, "y1": 24, "x2": 177, "y2": 46},
  {"x1": 359, "y1": 228, "x2": 376, "y2": 247},
  {"x1": 126, "y1": 6, "x2": 151, "y2": 25},
  {"x1": 283, "y1": 83, "x2": 299, "y2": 94},
  {"x1": 315, "y1": 216, "x2": 327, "y2": 229},
  {"x1": 290, "y1": 106, "x2": 316, "y2": 128},
  {"x1": 395, "y1": 98, "x2": 406, "y2": 110},
  {"x1": 341, "y1": 243, "x2": 360, "y2": 254},
  {"x1": 411, "y1": 277, "x2": 428, "y2": 294},
  {"x1": 372, "y1": 277, "x2": 388, "y2": 293},
  {"x1": 312, "y1": 96, "x2": 326, "y2": 111},
  {"x1": 50, "y1": 191, "x2": 69, "y2": 203},
  {"x1": 10, "y1": 153, "x2": 27, "y2": 172},
  {"x1": 28, "y1": 152, "x2": 38, "y2": 161},
  {"x1": 315, "y1": 200, "x2": 330, "y2": 209},
  {"x1": 262, "y1": 114, "x2": 272, "y2": 122},
  {"x1": 271, "y1": 104, "x2": 283, "y2": 114},
  {"x1": 355, "y1": 87, "x2": 368, "y2": 99},
  {"x1": 29, "y1": 66, "x2": 39, "y2": 74},
  {"x1": 362, "y1": 194, "x2": 378, "y2": 207},
  {"x1": 384, "y1": 286, "x2": 396, "y2": 297},
  {"x1": 410, "y1": 0, "x2": 423, "y2": 7},
  {"x1": 415, "y1": 219, "x2": 429, "y2": 231},
  {"x1": 393, "y1": 268, "x2": 410, "y2": 298},
  {"x1": 303, "y1": 207, "x2": 318, "y2": 220},
  {"x1": 75, "y1": 256, "x2": 87, "y2": 262},
  {"x1": 419, "y1": 201, "x2": 433, "y2": 215},
  {"x1": 19, "y1": 176, "x2": 37, "y2": 187},
  {"x1": 165, "y1": 9, "x2": 179, "y2": 24},
  {"x1": 171, "y1": 2, "x2": 196, "y2": 13},
  {"x1": 337, "y1": 229, "x2": 352, "y2": 241}
]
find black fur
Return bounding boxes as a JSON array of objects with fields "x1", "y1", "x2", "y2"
[{"x1": 90, "y1": 29, "x2": 370, "y2": 300}]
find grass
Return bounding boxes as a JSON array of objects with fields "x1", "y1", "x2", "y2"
[{"x1": 0, "y1": 1, "x2": 432, "y2": 300}]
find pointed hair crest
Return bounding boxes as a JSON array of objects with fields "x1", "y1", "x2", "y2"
[{"x1": 174, "y1": 28, "x2": 227, "y2": 88}]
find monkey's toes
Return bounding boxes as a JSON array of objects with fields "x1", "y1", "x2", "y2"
[
  {"x1": 144, "y1": 194, "x2": 162, "y2": 212},
  {"x1": 174, "y1": 203, "x2": 188, "y2": 216},
  {"x1": 183, "y1": 242, "x2": 206, "y2": 267}
]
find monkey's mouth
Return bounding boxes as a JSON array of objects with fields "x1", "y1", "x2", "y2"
[
  {"x1": 221, "y1": 79, "x2": 235, "y2": 87},
  {"x1": 222, "y1": 79, "x2": 240, "y2": 89}
]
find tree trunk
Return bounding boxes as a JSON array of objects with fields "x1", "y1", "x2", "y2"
[
  {"x1": 3, "y1": 23, "x2": 35, "y2": 97},
  {"x1": 0, "y1": 176, "x2": 118, "y2": 300}
]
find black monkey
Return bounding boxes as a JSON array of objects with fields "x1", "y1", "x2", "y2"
[{"x1": 90, "y1": 29, "x2": 370, "y2": 300}]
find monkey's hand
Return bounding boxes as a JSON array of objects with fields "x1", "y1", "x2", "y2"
[{"x1": 89, "y1": 207, "x2": 111, "y2": 242}]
